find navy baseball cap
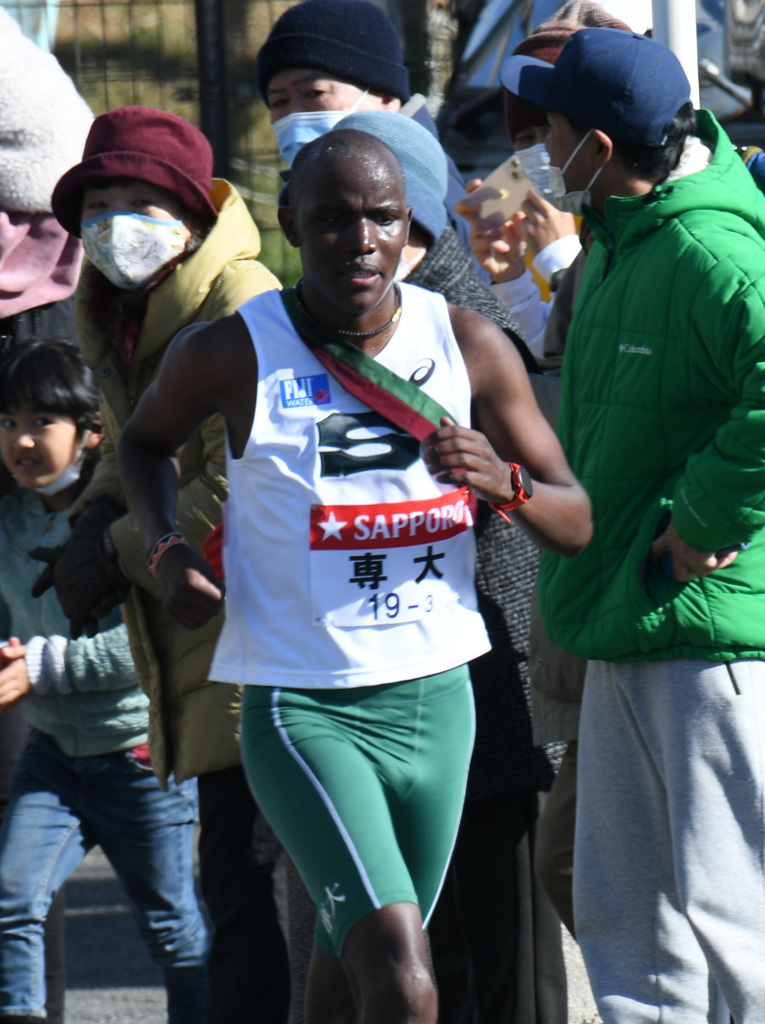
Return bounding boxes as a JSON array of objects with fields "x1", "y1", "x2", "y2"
[{"x1": 500, "y1": 28, "x2": 692, "y2": 146}]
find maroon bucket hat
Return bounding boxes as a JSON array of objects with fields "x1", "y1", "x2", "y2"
[{"x1": 52, "y1": 106, "x2": 217, "y2": 236}]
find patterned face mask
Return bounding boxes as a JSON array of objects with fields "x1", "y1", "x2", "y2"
[{"x1": 81, "y1": 211, "x2": 187, "y2": 290}]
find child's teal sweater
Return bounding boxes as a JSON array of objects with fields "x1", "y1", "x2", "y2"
[{"x1": 0, "y1": 488, "x2": 148, "y2": 756}]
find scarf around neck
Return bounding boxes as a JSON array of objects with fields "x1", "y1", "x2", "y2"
[{"x1": 281, "y1": 284, "x2": 451, "y2": 442}]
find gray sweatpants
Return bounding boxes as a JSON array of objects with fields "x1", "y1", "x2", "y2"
[{"x1": 575, "y1": 658, "x2": 765, "y2": 1024}]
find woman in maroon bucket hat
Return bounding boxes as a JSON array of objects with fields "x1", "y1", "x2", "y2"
[
  {"x1": 52, "y1": 106, "x2": 218, "y2": 239},
  {"x1": 38, "y1": 105, "x2": 290, "y2": 1024}
]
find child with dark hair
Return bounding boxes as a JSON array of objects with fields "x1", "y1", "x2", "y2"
[
  {"x1": 0, "y1": 338, "x2": 208, "y2": 1024},
  {"x1": 0, "y1": 339, "x2": 101, "y2": 437}
]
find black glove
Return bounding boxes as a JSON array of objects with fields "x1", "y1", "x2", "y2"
[
  {"x1": 29, "y1": 497, "x2": 131, "y2": 639},
  {"x1": 29, "y1": 543, "x2": 65, "y2": 600}
]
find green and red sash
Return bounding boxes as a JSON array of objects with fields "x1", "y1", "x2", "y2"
[{"x1": 281, "y1": 286, "x2": 451, "y2": 442}]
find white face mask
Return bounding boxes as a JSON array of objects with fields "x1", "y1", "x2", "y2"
[
  {"x1": 394, "y1": 249, "x2": 411, "y2": 282},
  {"x1": 513, "y1": 142, "x2": 554, "y2": 201},
  {"x1": 548, "y1": 129, "x2": 603, "y2": 216},
  {"x1": 81, "y1": 212, "x2": 188, "y2": 290},
  {"x1": 272, "y1": 90, "x2": 369, "y2": 166},
  {"x1": 34, "y1": 431, "x2": 90, "y2": 497}
]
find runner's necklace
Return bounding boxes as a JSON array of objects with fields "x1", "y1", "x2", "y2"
[{"x1": 296, "y1": 281, "x2": 402, "y2": 338}]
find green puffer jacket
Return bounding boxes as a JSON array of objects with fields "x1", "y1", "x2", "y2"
[
  {"x1": 73, "y1": 180, "x2": 280, "y2": 784},
  {"x1": 539, "y1": 111, "x2": 765, "y2": 664}
]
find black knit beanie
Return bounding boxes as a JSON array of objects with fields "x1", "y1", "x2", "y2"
[{"x1": 257, "y1": 0, "x2": 410, "y2": 106}]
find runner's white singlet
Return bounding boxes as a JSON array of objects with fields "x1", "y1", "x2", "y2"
[{"x1": 211, "y1": 282, "x2": 491, "y2": 689}]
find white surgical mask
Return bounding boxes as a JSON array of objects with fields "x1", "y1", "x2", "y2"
[
  {"x1": 34, "y1": 431, "x2": 90, "y2": 496},
  {"x1": 548, "y1": 130, "x2": 603, "y2": 216},
  {"x1": 81, "y1": 212, "x2": 188, "y2": 290},
  {"x1": 513, "y1": 142, "x2": 554, "y2": 201},
  {"x1": 272, "y1": 90, "x2": 369, "y2": 166},
  {"x1": 394, "y1": 249, "x2": 411, "y2": 282}
]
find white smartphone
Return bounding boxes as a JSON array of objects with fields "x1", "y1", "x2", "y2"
[{"x1": 469, "y1": 155, "x2": 535, "y2": 227}]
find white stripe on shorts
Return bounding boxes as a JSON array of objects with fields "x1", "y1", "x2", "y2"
[{"x1": 270, "y1": 687, "x2": 382, "y2": 909}]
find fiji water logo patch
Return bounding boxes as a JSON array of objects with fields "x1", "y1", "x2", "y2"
[{"x1": 280, "y1": 373, "x2": 331, "y2": 409}]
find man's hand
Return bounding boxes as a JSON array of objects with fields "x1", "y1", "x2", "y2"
[
  {"x1": 29, "y1": 497, "x2": 130, "y2": 639},
  {"x1": 456, "y1": 183, "x2": 577, "y2": 283},
  {"x1": 650, "y1": 518, "x2": 740, "y2": 582},
  {"x1": 518, "y1": 191, "x2": 577, "y2": 259},
  {"x1": 424, "y1": 419, "x2": 526, "y2": 505},
  {"x1": 154, "y1": 543, "x2": 225, "y2": 631},
  {"x1": 0, "y1": 638, "x2": 31, "y2": 711},
  {"x1": 456, "y1": 181, "x2": 527, "y2": 283}
]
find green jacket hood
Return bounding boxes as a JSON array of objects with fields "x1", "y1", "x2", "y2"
[{"x1": 585, "y1": 110, "x2": 765, "y2": 253}]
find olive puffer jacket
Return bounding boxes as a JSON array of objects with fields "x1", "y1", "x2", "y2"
[
  {"x1": 73, "y1": 179, "x2": 280, "y2": 784},
  {"x1": 539, "y1": 111, "x2": 765, "y2": 664}
]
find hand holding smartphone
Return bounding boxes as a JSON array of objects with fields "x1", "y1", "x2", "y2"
[{"x1": 468, "y1": 155, "x2": 535, "y2": 228}]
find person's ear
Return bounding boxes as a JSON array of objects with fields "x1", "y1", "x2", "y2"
[
  {"x1": 379, "y1": 93, "x2": 402, "y2": 112},
  {"x1": 405, "y1": 205, "x2": 412, "y2": 244},
  {"x1": 83, "y1": 428, "x2": 104, "y2": 451},
  {"x1": 278, "y1": 205, "x2": 300, "y2": 248},
  {"x1": 83, "y1": 414, "x2": 104, "y2": 450},
  {"x1": 591, "y1": 129, "x2": 613, "y2": 169}
]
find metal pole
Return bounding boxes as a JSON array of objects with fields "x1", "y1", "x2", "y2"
[
  {"x1": 651, "y1": 0, "x2": 700, "y2": 107},
  {"x1": 194, "y1": 0, "x2": 230, "y2": 179}
]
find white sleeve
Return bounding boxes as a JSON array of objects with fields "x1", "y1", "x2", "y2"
[
  {"x1": 25, "y1": 635, "x2": 71, "y2": 695},
  {"x1": 45, "y1": 636, "x2": 72, "y2": 694},
  {"x1": 532, "y1": 235, "x2": 582, "y2": 283},
  {"x1": 491, "y1": 270, "x2": 551, "y2": 362}
]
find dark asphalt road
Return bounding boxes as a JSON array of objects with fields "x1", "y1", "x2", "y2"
[
  {"x1": 65, "y1": 843, "x2": 167, "y2": 1023},
  {"x1": 63, "y1": 840, "x2": 598, "y2": 1024}
]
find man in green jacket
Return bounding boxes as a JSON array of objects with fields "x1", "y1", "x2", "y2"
[{"x1": 503, "y1": 28, "x2": 765, "y2": 1023}]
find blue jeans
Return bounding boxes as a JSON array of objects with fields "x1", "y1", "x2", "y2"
[{"x1": 0, "y1": 731, "x2": 208, "y2": 1022}]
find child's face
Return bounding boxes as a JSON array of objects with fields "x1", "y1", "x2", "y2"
[{"x1": 0, "y1": 405, "x2": 84, "y2": 494}]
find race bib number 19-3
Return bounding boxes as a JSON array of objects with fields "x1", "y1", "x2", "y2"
[{"x1": 309, "y1": 488, "x2": 474, "y2": 627}]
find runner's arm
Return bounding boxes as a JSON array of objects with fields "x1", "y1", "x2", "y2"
[
  {"x1": 425, "y1": 304, "x2": 591, "y2": 557},
  {"x1": 118, "y1": 314, "x2": 256, "y2": 627}
]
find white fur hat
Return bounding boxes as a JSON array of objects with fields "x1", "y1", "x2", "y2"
[{"x1": 0, "y1": 9, "x2": 93, "y2": 214}]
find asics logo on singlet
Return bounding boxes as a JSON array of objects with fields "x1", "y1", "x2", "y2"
[
  {"x1": 409, "y1": 358, "x2": 435, "y2": 386},
  {"x1": 317, "y1": 412, "x2": 420, "y2": 477}
]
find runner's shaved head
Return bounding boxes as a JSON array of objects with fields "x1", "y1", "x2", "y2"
[
  {"x1": 277, "y1": 125, "x2": 411, "y2": 324},
  {"x1": 286, "y1": 128, "x2": 405, "y2": 210}
]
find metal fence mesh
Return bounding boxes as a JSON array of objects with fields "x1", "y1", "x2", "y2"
[
  {"x1": 39, "y1": 0, "x2": 300, "y2": 280},
  {"x1": 3, "y1": 0, "x2": 454, "y2": 283}
]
